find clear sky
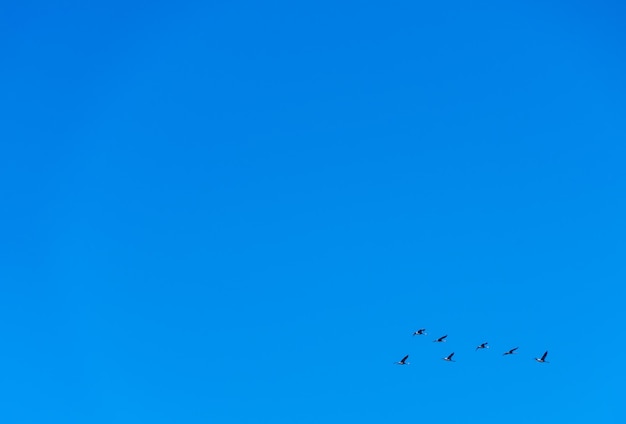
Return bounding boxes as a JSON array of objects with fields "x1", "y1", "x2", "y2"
[{"x1": 2, "y1": 0, "x2": 626, "y2": 422}]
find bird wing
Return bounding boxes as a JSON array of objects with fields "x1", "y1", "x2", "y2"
[
  {"x1": 440, "y1": 335, "x2": 447, "y2": 341},
  {"x1": 401, "y1": 355, "x2": 409, "y2": 363},
  {"x1": 541, "y1": 351, "x2": 548, "y2": 360},
  {"x1": 512, "y1": 347, "x2": 518, "y2": 352},
  {"x1": 448, "y1": 352, "x2": 455, "y2": 359}
]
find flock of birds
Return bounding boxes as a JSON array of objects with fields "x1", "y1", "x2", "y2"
[{"x1": 394, "y1": 328, "x2": 549, "y2": 365}]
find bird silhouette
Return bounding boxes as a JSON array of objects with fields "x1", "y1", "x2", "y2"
[
  {"x1": 503, "y1": 347, "x2": 519, "y2": 356},
  {"x1": 395, "y1": 355, "x2": 410, "y2": 365},
  {"x1": 476, "y1": 342, "x2": 489, "y2": 350},
  {"x1": 534, "y1": 351, "x2": 549, "y2": 363},
  {"x1": 443, "y1": 352, "x2": 455, "y2": 362},
  {"x1": 433, "y1": 335, "x2": 448, "y2": 343}
]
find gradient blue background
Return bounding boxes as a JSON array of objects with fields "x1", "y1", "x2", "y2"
[{"x1": 2, "y1": 1, "x2": 625, "y2": 422}]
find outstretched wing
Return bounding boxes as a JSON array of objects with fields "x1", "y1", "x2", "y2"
[
  {"x1": 440, "y1": 335, "x2": 448, "y2": 341},
  {"x1": 448, "y1": 352, "x2": 455, "y2": 359},
  {"x1": 401, "y1": 355, "x2": 409, "y2": 363},
  {"x1": 541, "y1": 351, "x2": 548, "y2": 361}
]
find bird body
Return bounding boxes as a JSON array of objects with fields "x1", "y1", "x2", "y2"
[
  {"x1": 443, "y1": 352, "x2": 455, "y2": 362},
  {"x1": 395, "y1": 355, "x2": 410, "y2": 365},
  {"x1": 535, "y1": 351, "x2": 549, "y2": 363}
]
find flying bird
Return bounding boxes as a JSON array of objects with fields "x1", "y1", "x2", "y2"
[
  {"x1": 395, "y1": 355, "x2": 410, "y2": 365},
  {"x1": 433, "y1": 335, "x2": 448, "y2": 343},
  {"x1": 443, "y1": 352, "x2": 455, "y2": 362},
  {"x1": 534, "y1": 351, "x2": 549, "y2": 363},
  {"x1": 503, "y1": 347, "x2": 519, "y2": 356},
  {"x1": 476, "y1": 342, "x2": 489, "y2": 350},
  {"x1": 413, "y1": 329, "x2": 427, "y2": 336}
]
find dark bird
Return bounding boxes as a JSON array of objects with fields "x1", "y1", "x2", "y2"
[
  {"x1": 443, "y1": 352, "x2": 455, "y2": 362},
  {"x1": 433, "y1": 335, "x2": 448, "y2": 343},
  {"x1": 395, "y1": 355, "x2": 410, "y2": 365},
  {"x1": 503, "y1": 347, "x2": 519, "y2": 356},
  {"x1": 476, "y1": 342, "x2": 489, "y2": 350},
  {"x1": 413, "y1": 328, "x2": 427, "y2": 336},
  {"x1": 534, "y1": 351, "x2": 549, "y2": 363}
]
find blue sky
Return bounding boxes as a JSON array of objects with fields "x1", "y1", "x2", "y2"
[{"x1": 1, "y1": 0, "x2": 626, "y2": 422}]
